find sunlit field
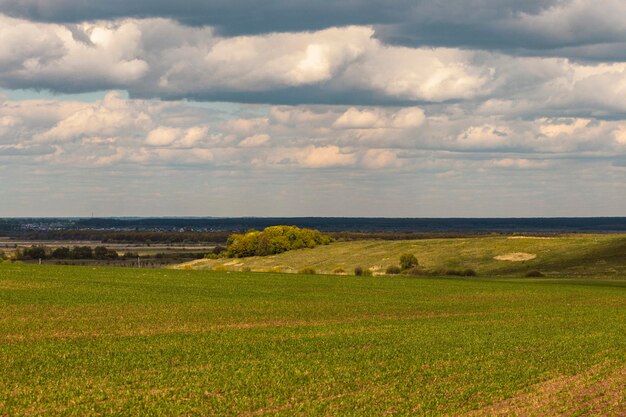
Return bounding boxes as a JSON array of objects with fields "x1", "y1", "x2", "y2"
[{"x1": 1, "y1": 263, "x2": 624, "y2": 416}]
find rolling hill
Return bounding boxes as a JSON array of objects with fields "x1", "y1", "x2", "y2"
[{"x1": 175, "y1": 234, "x2": 626, "y2": 277}]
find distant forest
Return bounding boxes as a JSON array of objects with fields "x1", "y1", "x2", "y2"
[{"x1": 2, "y1": 217, "x2": 626, "y2": 244}]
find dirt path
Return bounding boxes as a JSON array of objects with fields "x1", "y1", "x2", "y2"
[{"x1": 462, "y1": 363, "x2": 626, "y2": 416}]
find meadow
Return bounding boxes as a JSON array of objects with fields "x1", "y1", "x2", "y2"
[
  {"x1": 180, "y1": 234, "x2": 626, "y2": 277},
  {"x1": 0, "y1": 262, "x2": 624, "y2": 416}
]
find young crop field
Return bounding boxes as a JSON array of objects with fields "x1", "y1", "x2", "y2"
[
  {"x1": 1, "y1": 263, "x2": 625, "y2": 416},
  {"x1": 179, "y1": 234, "x2": 626, "y2": 277}
]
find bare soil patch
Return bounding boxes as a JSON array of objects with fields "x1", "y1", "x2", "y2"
[
  {"x1": 494, "y1": 252, "x2": 537, "y2": 262},
  {"x1": 463, "y1": 364, "x2": 626, "y2": 416}
]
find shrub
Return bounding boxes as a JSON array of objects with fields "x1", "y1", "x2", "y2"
[
  {"x1": 385, "y1": 265, "x2": 401, "y2": 275},
  {"x1": 525, "y1": 270, "x2": 545, "y2": 277},
  {"x1": 20, "y1": 245, "x2": 47, "y2": 260},
  {"x1": 299, "y1": 267, "x2": 316, "y2": 275},
  {"x1": 462, "y1": 268, "x2": 477, "y2": 277},
  {"x1": 94, "y1": 246, "x2": 108, "y2": 260},
  {"x1": 212, "y1": 264, "x2": 227, "y2": 272},
  {"x1": 404, "y1": 267, "x2": 426, "y2": 276},
  {"x1": 354, "y1": 266, "x2": 372, "y2": 276},
  {"x1": 400, "y1": 254, "x2": 418, "y2": 270},
  {"x1": 93, "y1": 246, "x2": 118, "y2": 260},
  {"x1": 71, "y1": 246, "x2": 93, "y2": 259},
  {"x1": 333, "y1": 267, "x2": 346, "y2": 274},
  {"x1": 0, "y1": 250, "x2": 5, "y2": 260},
  {"x1": 51, "y1": 247, "x2": 71, "y2": 259},
  {"x1": 241, "y1": 266, "x2": 251, "y2": 272}
]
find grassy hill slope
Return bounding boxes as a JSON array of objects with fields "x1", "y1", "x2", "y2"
[{"x1": 176, "y1": 234, "x2": 626, "y2": 277}]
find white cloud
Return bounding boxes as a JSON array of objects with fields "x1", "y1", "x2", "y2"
[
  {"x1": 341, "y1": 46, "x2": 491, "y2": 101},
  {"x1": 333, "y1": 106, "x2": 425, "y2": 129},
  {"x1": 39, "y1": 92, "x2": 151, "y2": 142},
  {"x1": 239, "y1": 134, "x2": 270, "y2": 148},
  {"x1": 0, "y1": 15, "x2": 148, "y2": 91},
  {"x1": 295, "y1": 145, "x2": 357, "y2": 168},
  {"x1": 491, "y1": 158, "x2": 551, "y2": 169},
  {"x1": 145, "y1": 127, "x2": 182, "y2": 146},
  {"x1": 538, "y1": 118, "x2": 591, "y2": 138},
  {"x1": 2, "y1": 13, "x2": 626, "y2": 115},
  {"x1": 1, "y1": 92, "x2": 625, "y2": 173},
  {"x1": 614, "y1": 126, "x2": 626, "y2": 145}
]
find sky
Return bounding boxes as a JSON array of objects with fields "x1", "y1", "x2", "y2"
[{"x1": 1, "y1": 0, "x2": 625, "y2": 217}]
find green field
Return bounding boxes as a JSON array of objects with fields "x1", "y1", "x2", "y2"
[
  {"x1": 179, "y1": 234, "x2": 626, "y2": 277},
  {"x1": 1, "y1": 263, "x2": 625, "y2": 416}
]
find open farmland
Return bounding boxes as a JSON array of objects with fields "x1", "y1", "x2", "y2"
[
  {"x1": 1, "y1": 263, "x2": 624, "y2": 416},
  {"x1": 178, "y1": 234, "x2": 626, "y2": 277}
]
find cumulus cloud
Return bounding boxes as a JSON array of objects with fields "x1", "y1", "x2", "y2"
[
  {"x1": 294, "y1": 145, "x2": 357, "y2": 168},
  {"x1": 0, "y1": 15, "x2": 148, "y2": 92},
  {"x1": 239, "y1": 134, "x2": 270, "y2": 148},
  {"x1": 614, "y1": 126, "x2": 626, "y2": 145},
  {"x1": 3, "y1": 93, "x2": 624, "y2": 173},
  {"x1": 333, "y1": 107, "x2": 425, "y2": 129},
  {"x1": 38, "y1": 92, "x2": 151, "y2": 142},
  {"x1": 145, "y1": 127, "x2": 183, "y2": 146},
  {"x1": 0, "y1": 16, "x2": 509, "y2": 105},
  {"x1": 2, "y1": 13, "x2": 626, "y2": 112},
  {"x1": 1, "y1": 92, "x2": 625, "y2": 216}
]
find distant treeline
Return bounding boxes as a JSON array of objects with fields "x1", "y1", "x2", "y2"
[
  {"x1": 14, "y1": 230, "x2": 232, "y2": 244},
  {"x1": 61, "y1": 217, "x2": 626, "y2": 233},
  {"x1": 0, "y1": 220, "x2": 19, "y2": 232},
  {"x1": 5, "y1": 229, "x2": 563, "y2": 244},
  {"x1": 4, "y1": 217, "x2": 626, "y2": 235},
  {"x1": 18, "y1": 245, "x2": 121, "y2": 260},
  {"x1": 16, "y1": 245, "x2": 207, "y2": 261}
]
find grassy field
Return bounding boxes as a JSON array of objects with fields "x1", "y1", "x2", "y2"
[
  {"x1": 1, "y1": 263, "x2": 624, "y2": 416},
  {"x1": 178, "y1": 234, "x2": 626, "y2": 277}
]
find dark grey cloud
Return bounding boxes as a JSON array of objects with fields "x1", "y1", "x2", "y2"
[
  {"x1": 6, "y1": 0, "x2": 624, "y2": 59},
  {"x1": 5, "y1": 0, "x2": 626, "y2": 61},
  {"x1": 0, "y1": 0, "x2": 396, "y2": 32}
]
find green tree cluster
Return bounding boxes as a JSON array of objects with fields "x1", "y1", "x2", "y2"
[
  {"x1": 19, "y1": 246, "x2": 47, "y2": 260},
  {"x1": 226, "y1": 226, "x2": 332, "y2": 258},
  {"x1": 17, "y1": 245, "x2": 120, "y2": 260}
]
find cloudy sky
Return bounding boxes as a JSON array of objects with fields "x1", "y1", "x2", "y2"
[{"x1": 1, "y1": 0, "x2": 625, "y2": 217}]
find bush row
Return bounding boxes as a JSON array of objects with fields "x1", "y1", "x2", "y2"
[{"x1": 17, "y1": 245, "x2": 120, "y2": 260}]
